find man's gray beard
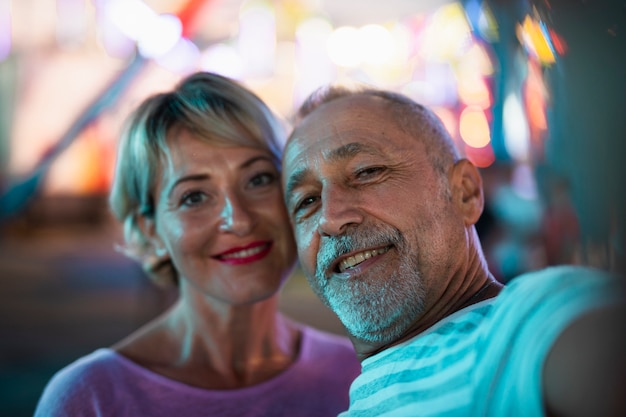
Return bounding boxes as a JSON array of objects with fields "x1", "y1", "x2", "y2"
[{"x1": 311, "y1": 224, "x2": 425, "y2": 344}]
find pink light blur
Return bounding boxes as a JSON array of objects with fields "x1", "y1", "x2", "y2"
[{"x1": 0, "y1": 0, "x2": 11, "y2": 61}]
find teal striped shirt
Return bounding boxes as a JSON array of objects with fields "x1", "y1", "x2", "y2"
[{"x1": 340, "y1": 266, "x2": 620, "y2": 417}]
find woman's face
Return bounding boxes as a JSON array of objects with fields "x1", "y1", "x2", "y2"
[{"x1": 150, "y1": 128, "x2": 297, "y2": 305}]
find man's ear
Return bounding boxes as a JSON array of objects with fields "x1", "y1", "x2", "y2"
[{"x1": 449, "y1": 159, "x2": 484, "y2": 226}]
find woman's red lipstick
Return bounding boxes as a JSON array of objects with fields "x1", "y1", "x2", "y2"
[{"x1": 214, "y1": 241, "x2": 272, "y2": 265}]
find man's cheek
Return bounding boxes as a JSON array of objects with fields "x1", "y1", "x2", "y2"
[{"x1": 296, "y1": 229, "x2": 316, "y2": 268}]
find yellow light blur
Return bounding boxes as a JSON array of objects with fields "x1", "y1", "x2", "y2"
[
  {"x1": 459, "y1": 106, "x2": 491, "y2": 148},
  {"x1": 421, "y1": 2, "x2": 472, "y2": 61},
  {"x1": 459, "y1": 42, "x2": 494, "y2": 76},
  {"x1": 296, "y1": 16, "x2": 333, "y2": 42},
  {"x1": 517, "y1": 15, "x2": 555, "y2": 65}
]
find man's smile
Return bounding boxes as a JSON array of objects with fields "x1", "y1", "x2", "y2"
[{"x1": 337, "y1": 246, "x2": 392, "y2": 273}]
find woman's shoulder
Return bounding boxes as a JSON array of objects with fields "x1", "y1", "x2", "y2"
[
  {"x1": 42, "y1": 348, "x2": 130, "y2": 395},
  {"x1": 33, "y1": 349, "x2": 123, "y2": 417},
  {"x1": 50, "y1": 348, "x2": 121, "y2": 383}
]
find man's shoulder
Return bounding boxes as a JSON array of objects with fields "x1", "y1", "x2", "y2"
[
  {"x1": 501, "y1": 265, "x2": 617, "y2": 301},
  {"x1": 481, "y1": 265, "x2": 621, "y2": 342}
]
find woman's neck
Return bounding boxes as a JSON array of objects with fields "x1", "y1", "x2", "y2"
[{"x1": 114, "y1": 288, "x2": 301, "y2": 389}]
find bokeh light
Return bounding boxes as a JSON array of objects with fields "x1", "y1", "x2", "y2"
[
  {"x1": 200, "y1": 43, "x2": 245, "y2": 79},
  {"x1": 238, "y1": 0, "x2": 277, "y2": 77},
  {"x1": 460, "y1": 105, "x2": 491, "y2": 148},
  {"x1": 137, "y1": 14, "x2": 183, "y2": 59},
  {"x1": 327, "y1": 26, "x2": 361, "y2": 67},
  {"x1": 503, "y1": 93, "x2": 530, "y2": 162},
  {"x1": 359, "y1": 24, "x2": 395, "y2": 66},
  {"x1": 517, "y1": 14, "x2": 556, "y2": 65},
  {"x1": 0, "y1": 0, "x2": 10, "y2": 61}
]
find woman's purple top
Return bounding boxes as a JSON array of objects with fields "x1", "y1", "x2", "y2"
[{"x1": 34, "y1": 326, "x2": 361, "y2": 417}]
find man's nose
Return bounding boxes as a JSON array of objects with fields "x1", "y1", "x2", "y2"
[
  {"x1": 218, "y1": 193, "x2": 254, "y2": 236},
  {"x1": 317, "y1": 184, "x2": 363, "y2": 236}
]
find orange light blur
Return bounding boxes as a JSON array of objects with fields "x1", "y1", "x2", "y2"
[
  {"x1": 458, "y1": 74, "x2": 491, "y2": 108},
  {"x1": 459, "y1": 106, "x2": 491, "y2": 148}
]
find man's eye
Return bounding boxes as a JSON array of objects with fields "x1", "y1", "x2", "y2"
[
  {"x1": 355, "y1": 166, "x2": 384, "y2": 178},
  {"x1": 294, "y1": 195, "x2": 318, "y2": 213}
]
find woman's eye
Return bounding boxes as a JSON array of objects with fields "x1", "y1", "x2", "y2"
[
  {"x1": 248, "y1": 172, "x2": 276, "y2": 188},
  {"x1": 180, "y1": 191, "x2": 206, "y2": 207}
]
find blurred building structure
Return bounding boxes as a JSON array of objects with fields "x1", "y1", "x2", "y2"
[{"x1": 0, "y1": 0, "x2": 624, "y2": 415}]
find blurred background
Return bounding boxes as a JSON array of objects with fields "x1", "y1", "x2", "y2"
[{"x1": 0, "y1": 0, "x2": 624, "y2": 415}]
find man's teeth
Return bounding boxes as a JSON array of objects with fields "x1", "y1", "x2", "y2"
[
  {"x1": 338, "y1": 247, "x2": 390, "y2": 272},
  {"x1": 221, "y1": 245, "x2": 266, "y2": 259}
]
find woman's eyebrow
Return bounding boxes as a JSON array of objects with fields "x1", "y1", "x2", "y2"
[
  {"x1": 167, "y1": 174, "x2": 209, "y2": 198},
  {"x1": 240, "y1": 155, "x2": 274, "y2": 169}
]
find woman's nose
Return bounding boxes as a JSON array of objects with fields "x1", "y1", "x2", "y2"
[{"x1": 218, "y1": 193, "x2": 254, "y2": 236}]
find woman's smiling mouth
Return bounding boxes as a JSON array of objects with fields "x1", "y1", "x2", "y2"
[{"x1": 215, "y1": 241, "x2": 273, "y2": 265}]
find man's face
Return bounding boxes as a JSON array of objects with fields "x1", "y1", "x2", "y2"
[{"x1": 282, "y1": 95, "x2": 466, "y2": 343}]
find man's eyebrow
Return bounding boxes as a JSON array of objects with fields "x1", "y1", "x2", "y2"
[
  {"x1": 324, "y1": 142, "x2": 382, "y2": 162},
  {"x1": 285, "y1": 168, "x2": 309, "y2": 202},
  {"x1": 284, "y1": 142, "x2": 383, "y2": 199}
]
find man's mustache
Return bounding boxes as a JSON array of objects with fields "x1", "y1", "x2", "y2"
[{"x1": 315, "y1": 224, "x2": 403, "y2": 279}]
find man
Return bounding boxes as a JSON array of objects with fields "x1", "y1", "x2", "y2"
[{"x1": 281, "y1": 87, "x2": 625, "y2": 416}]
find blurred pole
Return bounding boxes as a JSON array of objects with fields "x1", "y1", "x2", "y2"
[
  {"x1": 0, "y1": 0, "x2": 214, "y2": 223},
  {"x1": 536, "y1": 0, "x2": 625, "y2": 273},
  {"x1": 0, "y1": 54, "x2": 146, "y2": 221}
]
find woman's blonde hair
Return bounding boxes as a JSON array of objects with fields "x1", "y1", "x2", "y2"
[{"x1": 109, "y1": 72, "x2": 287, "y2": 286}]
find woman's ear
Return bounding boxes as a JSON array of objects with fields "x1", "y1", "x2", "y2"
[
  {"x1": 449, "y1": 159, "x2": 484, "y2": 226},
  {"x1": 136, "y1": 213, "x2": 165, "y2": 254}
]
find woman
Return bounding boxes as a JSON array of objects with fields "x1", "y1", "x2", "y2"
[{"x1": 34, "y1": 72, "x2": 360, "y2": 416}]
